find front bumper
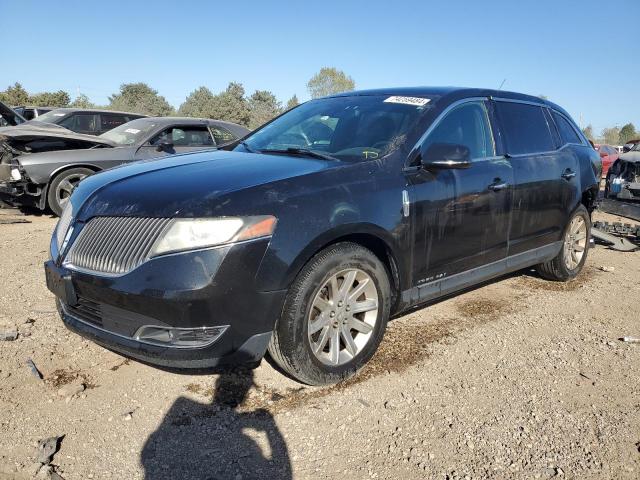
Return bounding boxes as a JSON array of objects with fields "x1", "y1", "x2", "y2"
[
  {"x1": 46, "y1": 237, "x2": 286, "y2": 369},
  {"x1": 0, "y1": 180, "x2": 43, "y2": 208}
]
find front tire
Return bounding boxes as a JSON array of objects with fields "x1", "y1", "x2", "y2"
[
  {"x1": 47, "y1": 168, "x2": 94, "y2": 216},
  {"x1": 268, "y1": 242, "x2": 391, "y2": 385},
  {"x1": 536, "y1": 205, "x2": 591, "y2": 281}
]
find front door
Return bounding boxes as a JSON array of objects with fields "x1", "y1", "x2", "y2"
[{"x1": 407, "y1": 99, "x2": 513, "y2": 293}]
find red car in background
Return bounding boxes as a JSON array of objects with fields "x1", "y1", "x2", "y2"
[{"x1": 595, "y1": 144, "x2": 619, "y2": 177}]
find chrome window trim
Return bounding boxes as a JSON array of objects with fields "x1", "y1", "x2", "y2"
[{"x1": 406, "y1": 96, "x2": 496, "y2": 169}]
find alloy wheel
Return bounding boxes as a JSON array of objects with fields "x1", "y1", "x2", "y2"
[
  {"x1": 56, "y1": 173, "x2": 87, "y2": 210},
  {"x1": 563, "y1": 216, "x2": 587, "y2": 270},
  {"x1": 307, "y1": 268, "x2": 379, "y2": 366}
]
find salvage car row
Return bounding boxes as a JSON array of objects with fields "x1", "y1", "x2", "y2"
[{"x1": 0, "y1": 102, "x2": 248, "y2": 214}]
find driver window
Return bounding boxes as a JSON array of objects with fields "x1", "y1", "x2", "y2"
[
  {"x1": 149, "y1": 126, "x2": 214, "y2": 146},
  {"x1": 422, "y1": 101, "x2": 495, "y2": 160}
]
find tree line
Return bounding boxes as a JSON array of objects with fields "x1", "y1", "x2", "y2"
[
  {"x1": 0, "y1": 67, "x2": 355, "y2": 129},
  {"x1": 582, "y1": 123, "x2": 637, "y2": 146}
]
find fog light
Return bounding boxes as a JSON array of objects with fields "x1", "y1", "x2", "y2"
[{"x1": 134, "y1": 325, "x2": 228, "y2": 348}]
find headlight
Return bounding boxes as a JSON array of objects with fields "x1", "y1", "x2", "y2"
[
  {"x1": 149, "y1": 215, "x2": 277, "y2": 257},
  {"x1": 10, "y1": 168, "x2": 21, "y2": 181}
]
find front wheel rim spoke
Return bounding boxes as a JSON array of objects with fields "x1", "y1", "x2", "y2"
[
  {"x1": 351, "y1": 299, "x2": 378, "y2": 314},
  {"x1": 313, "y1": 326, "x2": 331, "y2": 354},
  {"x1": 339, "y1": 270, "x2": 357, "y2": 298},
  {"x1": 309, "y1": 313, "x2": 328, "y2": 335},
  {"x1": 329, "y1": 328, "x2": 340, "y2": 364},
  {"x1": 348, "y1": 278, "x2": 370, "y2": 302},
  {"x1": 341, "y1": 326, "x2": 358, "y2": 357},
  {"x1": 349, "y1": 318, "x2": 373, "y2": 334}
]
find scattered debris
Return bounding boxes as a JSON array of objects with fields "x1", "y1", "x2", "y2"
[
  {"x1": 620, "y1": 336, "x2": 640, "y2": 344},
  {"x1": 599, "y1": 266, "x2": 615, "y2": 272},
  {"x1": 25, "y1": 358, "x2": 43, "y2": 380},
  {"x1": 0, "y1": 218, "x2": 31, "y2": 225},
  {"x1": 591, "y1": 227, "x2": 638, "y2": 251},
  {"x1": 0, "y1": 329, "x2": 18, "y2": 341},
  {"x1": 36, "y1": 435, "x2": 64, "y2": 464}
]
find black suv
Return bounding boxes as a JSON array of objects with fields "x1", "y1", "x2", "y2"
[
  {"x1": 29, "y1": 108, "x2": 146, "y2": 135},
  {"x1": 45, "y1": 87, "x2": 600, "y2": 385}
]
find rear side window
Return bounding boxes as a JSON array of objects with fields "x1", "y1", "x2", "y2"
[
  {"x1": 101, "y1": 114, "x2": 128, "y2": 131},
  {"x1": 552, "y1": 111, "x2": 582, "y2": 145},
  {"x1": 210, "y1": 126, "x2": 237, "y2": 145},
  {"x1": 495, "y1": 101, "x2": 554, "y2": 155},
  {"x1": 149, "y1": 126, "x2": 215, "y2": 146}
]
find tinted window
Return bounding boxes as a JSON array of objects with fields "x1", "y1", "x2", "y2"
[
  {"x1": 422, "y1": 101, "x2": 495, "y2": 160},
  {"x1": 149, "y1": 126, "x2": 214, "y2": 146},
  {"x1": 552, "y1": 111, "x2": 581, "y2": 145},
  {"x1": 496, "y1": 101, "x2": 554, "y2": 155},
  {"x1": 60, "y1": 113, "x2": 100, "y2": 133},
  {"x1": 210, "y1": 126, "x2": 238, "y2": 145},
  {"x1": 101, "y1": 114, "x2": 128, "y2": 132}
]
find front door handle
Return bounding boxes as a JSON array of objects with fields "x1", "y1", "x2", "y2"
[
  {"x1": 488, "y1": 181, "x2": 508, "y2": 192},
  {"x1": 561, "y1": 169, "x2": 576, "y2": 180}
]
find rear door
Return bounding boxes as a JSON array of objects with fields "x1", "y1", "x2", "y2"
[
  {"x1": 134, "y1": 125, "x2": 216, "y2": 160},
  {"x1": 494, "y1": 99, "x2": 579, "y2": 255},
  {"x1": 407, "y1": 99, "x2": 514, "y2": 288}
]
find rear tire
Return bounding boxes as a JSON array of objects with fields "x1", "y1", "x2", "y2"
[
  {"x1": 268, "y1": 242, "x2": 391, "y2": 385},
  {"x1": 536, "y1": 205, "x2": 591, "y2": 281},
  {"x1": 47, "y1": 167, "x2": 94, "y2": 216}
]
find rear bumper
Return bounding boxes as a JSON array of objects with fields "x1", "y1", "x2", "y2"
[{"x1": 47, "y1": 237, "x2": 287, "y2": 369}]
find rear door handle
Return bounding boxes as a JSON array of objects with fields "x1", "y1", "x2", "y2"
[
  {"x1": 488, "y1": 181, "x2": 508, "y2": 192},
  {"x1": 561, "y1": 169, "x2": 576, "y2": 180}
]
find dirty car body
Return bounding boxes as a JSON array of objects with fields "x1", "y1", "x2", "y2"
[
  {"x1": 0, "y1": 117, "x2": 249, "y2": 214},
  {"x1": 45, "y1": 87, "x2": 600, "y2": 384}
]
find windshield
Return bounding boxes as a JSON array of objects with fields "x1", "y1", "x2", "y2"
[
  {"x1": 99, "y1": 118, "x2": 159, "y2": 145},
  {"x1": 237, "y1": 94, "x2": 433, "y2": 162},
  {"x1": 33, "y1": 110, "x2": 70, "y2": 124}
]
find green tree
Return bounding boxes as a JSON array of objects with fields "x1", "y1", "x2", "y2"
[
  {"x1": 29, "y1": 90, "x2": 70, "y2": 107},
  {"x1": 285, "y1": 94, "x2": 299, "y2": 111},
  {"x1": 108, "y1": 82, "x2": 174, "y2": 116},
  {"x1": 602, "y1": 127, "x2": 620, "y2": 146},
  {"x1": 619, "y1": 123, "x2": 637, "y2": 144},
  {"x1": 0, "y1": 82, "x2": 29, "y2": 105},
  {"x1": 538, "y1": 94, "x2": 548, "y2": 100},
  {"x1": 178, "y1": 86, "x2": 216, "y2": 118},
  {"x1": 307, "y1": 67, "x2": 355, "y2": 99},
  {"x1": 582, "y1": 124, "x2": 594, "y2": 141},
  {"x1": 208, "y1": 82, "x2": 251, "y2": 127},
  {"x1": 70, "y1": 93, "x2": 96, "y2": 109},
  {"x1": 248, "y1": 90, "x2": 281, "y2": 129}
]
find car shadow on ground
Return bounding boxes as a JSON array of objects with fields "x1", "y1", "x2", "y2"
[{"x1": 141, "y1": 361, "x2": 292, "y2": 480}]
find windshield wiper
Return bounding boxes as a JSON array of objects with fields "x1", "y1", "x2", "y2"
[{"x1": 259, "y1": 147, "x2": 338, "y2": 161}]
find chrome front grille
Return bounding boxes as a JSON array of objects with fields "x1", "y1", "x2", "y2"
[{"x1": 64, "y1": 216, "x2": 171, "y2": 275}]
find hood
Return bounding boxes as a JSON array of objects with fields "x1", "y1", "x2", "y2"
[
  {"x1": 72, "y1": 150, "x2": 337, "y2": 219},
  {"x1": 0, "y1": 101, "x2": 26, "y2": 126},
  {"x1": 618, "y1": 151, "x2": 640, "y2": 163}
]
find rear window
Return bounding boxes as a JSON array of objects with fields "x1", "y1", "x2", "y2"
[
  {"x1": 101, "y1": 114, "x2": 128, "y2": 131},
  {"x1": 552, "y1": 111, "x2": 581, "y2": 145},
  {"x1": 495, "y1": 101, "x2": 554, "y2": 155}
]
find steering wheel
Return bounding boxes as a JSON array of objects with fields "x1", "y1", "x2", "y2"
[{"x1": 275, "y1": 132, "x2": 310, "y2": 147}]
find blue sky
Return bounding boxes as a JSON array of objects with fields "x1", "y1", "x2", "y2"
[{"x1": 2, "y1": 0, "x2": 638, "y2": 134}]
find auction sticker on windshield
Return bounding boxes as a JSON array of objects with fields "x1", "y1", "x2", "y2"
[{"x1": 384, "y1": 96, "x2": 431, "y2": 107}]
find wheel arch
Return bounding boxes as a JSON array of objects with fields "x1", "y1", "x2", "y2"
[
  {"x1": 44, "y1": 164, "x2": 101, "y2": 212},
  {"x1": 281, "y1": 224, "x2": 405, "y2": 314}
]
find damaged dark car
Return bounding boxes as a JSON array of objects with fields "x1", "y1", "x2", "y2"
[
  {"x1": 605, "y1": 142, "x2": 640, "y2": 201},
  {"x1": 45, "y1": 87, "x2": 599, "y2": 385},
  {"x1": 0, "y1": 117, "x2": 248, "y2": 215}
]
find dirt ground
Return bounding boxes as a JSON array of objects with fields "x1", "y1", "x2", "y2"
[{"x1": 0, "y1": 207, "x2": 638, "y2": 480}]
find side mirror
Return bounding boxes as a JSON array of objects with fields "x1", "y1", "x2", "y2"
[
  {"x1": 156, "y1": 140, "x2": 174, "y2": 152},
  {"x1": 421, "y1": 142, "x2": 472, "y2": 170}
]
